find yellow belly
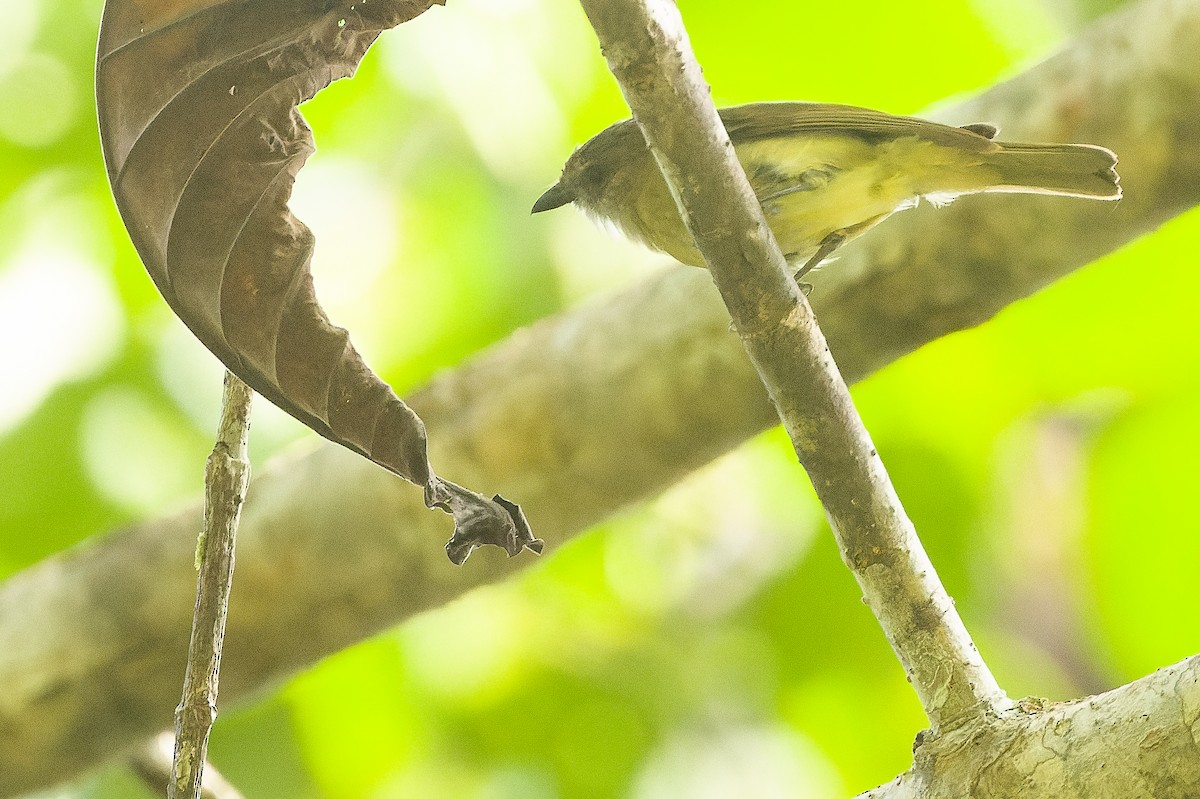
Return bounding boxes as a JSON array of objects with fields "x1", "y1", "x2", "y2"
[
  {"x1": 738, "y1": 135, "x2": 924, "y2": 265},
  {"x1": 625, "y1": 133, "x2": 977, "y2": 269}
]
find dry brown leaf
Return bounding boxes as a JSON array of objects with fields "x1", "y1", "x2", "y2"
[{"x1": 96, "y1": 0, "x2": 541, "y2": 563}]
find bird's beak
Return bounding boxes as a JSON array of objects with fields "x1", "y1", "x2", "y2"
[{"x1": 531, "y1": 181, "x2": 574, "y2": 214}]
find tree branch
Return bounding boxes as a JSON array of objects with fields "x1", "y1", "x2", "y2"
[
  {"x1": 2, "y1": 0, "x2": 1199, "y2": 793},
  {"x1": 577, "y1": 0, "x2": 1005, "y2": 727},
  {"x1": 858, "y1": 655, "x2": 1200, "y2": 798},
  {"x1": 169, "y1": 372, "x2": 253, "y2": 799},
  {"x1": 132, "y1": 732, "x2": 246, "y2": 799}
]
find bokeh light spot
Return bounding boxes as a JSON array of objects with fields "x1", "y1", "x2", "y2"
[
  {"x1": 0, "y1": 53, "x2": 78, "y2": 148},
  {"x1": 0, "y1": 2, "x2": 40, "y2": 76},
  {"x1": 0, "y1": 254, "x2": 124, "y2": 432},
  {"x1": 289, "y1": 157, "x2": 401, "y2": 361},
  {"x1": 79, "y1": 387, "x2": 205, "y2": 513},
  {"x1": 632, "y1": 723, "x2": 842, "y2": 799}
]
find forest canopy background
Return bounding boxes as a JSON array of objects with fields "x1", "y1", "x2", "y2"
[{"x1": 1, "y1": 0, "x2": 1198, "y2": 797}]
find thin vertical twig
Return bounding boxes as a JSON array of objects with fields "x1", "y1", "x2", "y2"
[
  {"x1": 169, "y1": 371, "x2": 253, "y2": 798},
  {"x1": 576, "y1": 0, "x2": 1010, "y2": 728},
  {"x1": 133, "y1": 732, "x2": 246, "y2": 799}
]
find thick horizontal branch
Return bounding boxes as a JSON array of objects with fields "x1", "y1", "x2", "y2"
[
  {"x1": 859, "y1": 655, "x2": 1200, "y2": 798},
  {"x1": 2, "y1": 0, "x2": 1199, "y2": 793}
]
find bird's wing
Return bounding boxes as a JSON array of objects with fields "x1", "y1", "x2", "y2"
[{"x1": 719, "y1": 102, "x2": 1000, "y2": 152}]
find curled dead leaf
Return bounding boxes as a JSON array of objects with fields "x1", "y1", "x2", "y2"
[{"x1": 96, "y1": 0, "x2": 540, "y2": 562}]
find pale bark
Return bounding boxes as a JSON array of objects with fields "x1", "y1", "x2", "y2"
[
  {"x1": 858, "y1": 655, "x2": 1200, "y2": 799},
  {"x1": 132, "y1": 733, "x2": 245, "y2": 799},
  {"x1": 170, "y1": 373, "x2": 253, "y2": 799},
  {"x1": 577, "y1": 0, "x2": 1005, "y2": 728}
]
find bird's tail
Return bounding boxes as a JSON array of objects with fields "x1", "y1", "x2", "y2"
[{"x1": 986, "y1": 142, "x2": 1121, "y2": 200}]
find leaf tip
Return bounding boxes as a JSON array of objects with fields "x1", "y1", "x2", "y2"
[{"x1": 433, "y1": 482, "x2": 543, "y2": 565}]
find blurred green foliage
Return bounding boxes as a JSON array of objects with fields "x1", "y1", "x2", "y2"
[{"x1": 2, "y1": 0, "x2": 1197, "y2": 796}]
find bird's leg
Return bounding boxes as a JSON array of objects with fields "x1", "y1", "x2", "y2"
[
  {"x1": 793, "y1": 213, "x2": 891, "y2": 286},
  {"x1": 794, "y1": 231, "x2": 846, "y2": 283}
]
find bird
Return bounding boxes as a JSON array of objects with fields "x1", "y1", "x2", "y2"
[{"x1": 532, "y1": 102, "x2": 1120, "y2": 283}]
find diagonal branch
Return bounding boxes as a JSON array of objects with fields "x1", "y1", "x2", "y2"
[
  {"x1": 1, "y1": 0, "x2": 1199, "y2": 793},
  {"x1": 576, "y1": 0, "x2": 1005, "y2": 728}
]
